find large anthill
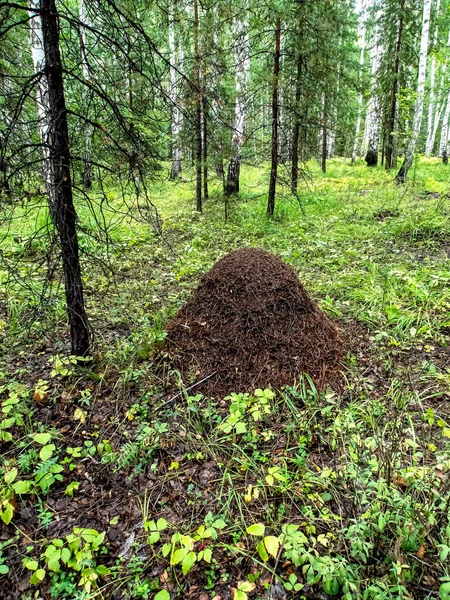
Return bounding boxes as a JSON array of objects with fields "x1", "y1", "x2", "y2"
[{"x1": 165, "y1": 248, "x2": 343, "y2": 397}]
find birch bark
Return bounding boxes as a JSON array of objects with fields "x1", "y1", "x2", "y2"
[
  {"x1": 351, "y1": 0, "x2": 367, "y2": 164},
  {"x1": 439, "y1": 92, "x2": 450, "y2": 159},
  {"x1": 362, "y1": 11, "x2": 382, "y2": 165},
  {"x1": 28, "y1": 0, "x2": 54, "y2": 211},
  {"x1": 425, "y1": 0, "x2": 441, "y2": 156},
  {"x1": 225, "y1": 3, "x2": 250, "y2": 196},
  {"x1": 396, "y1": 0, "x2": 432, "y2": 183},
  {"x1": 169, "y1": 0, "x2": 182, "y2": 179}
]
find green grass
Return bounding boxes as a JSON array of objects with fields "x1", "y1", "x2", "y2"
[{"x1": 1, "y1": 156, "x2": 450, "y2": 599}]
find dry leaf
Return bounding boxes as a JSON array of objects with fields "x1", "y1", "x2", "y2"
[
  {"x1": 73, "y1": 407, "x2": 87, "y2": 423},
  {"x1": 159, "y1": 569, "x2": 168, "y2": 583},
  {"x1": 33, "y1": 390, "x2": 48, "y2": 404},
  {"x1": 393, "y1": 475, "x2": 407, "y2": 488},
  {"x1": 417, "y1": 544, "x2": 426, "y2": 558}
]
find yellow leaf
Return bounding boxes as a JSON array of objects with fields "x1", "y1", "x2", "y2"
[
  {"x1": 73, "y1": 408, "x2": 86, "y2": 423},
  {"x1": 238, "y1": 581, "x2": 256, "y2": 592},
  {"x1": 244, "y1": 485, "x2": 252, "y2": 503},
  {"x1": 263, "y1": 535, "x2": 279, "y2": 558}
]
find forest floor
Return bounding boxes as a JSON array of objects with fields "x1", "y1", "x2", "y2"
[{"x1": 1, "y1": 158, "x2": 450, "y2": 600}]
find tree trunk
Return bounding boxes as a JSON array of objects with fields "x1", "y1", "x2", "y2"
[
  {"x1": 425, "y1": 0, "x2": 441, "y2": 156},
  {"x1": 0, "y1": 131, "x2": 10, "y2": 195},
  {"x1": 40, "y1": 0, "x2": 90, "y2": 355},
  {"x1": 291, "y1": 54, "x2": 302, "y2": 193},
  {"x1": 385, "y1": 3, "x2": 403, "y2": 169},
  {"x1": 29, "y1": 0, "x2": 55, "y2": 214},
  {"x1": 202, "y1": 92, "x2": 209, "y2": 200},
  {"x1": 351, "y1": 1, "x2": 367, "y2": 164},
  {"x1": 321, "y1": 93, "x2": 327, "y2": 174},
  {"x1": 267, "y1": 17, "x2": 281, "y2": 218},
  {"x1": 362, "y1": 12, "x2": 382, "y2": 164},
  {"x1": 194, "y1": 0, "x2": 202, "y2": 212},
  {"x1": 79, "y1": 0, "x2": 93, "y2": 188},
  {"x1": 169, "y1": 0, "x2": 182, "y2": 179},
  {"x1": 396, "y1": 0, "x2": 432, "y2": 183},
  {"x1": 431, "y1": 31, "x2": 450, "y2": 155},
  {"x1": 225, "y1": 5, "x2": 250, "y2": 196},
  {"x1": 440, "y1": 92, "x2": 450, "y2": 160}
]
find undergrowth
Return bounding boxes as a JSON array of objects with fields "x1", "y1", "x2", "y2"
[{"x1": 0, "y1": 157, "x2": 450, "y2": 599}]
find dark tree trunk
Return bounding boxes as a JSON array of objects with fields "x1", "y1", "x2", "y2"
[
  {"x1": 83, "y1": 157, "x2": 93, "y2": 189},
  {"x1": 291, "y1": 54, "x2": 302, "y2": 194},
  {"x1": 41, "y1": 0, "x2": 90, "y2": 355},
  {"x1": 443, "y1": 149, "x2": 448, "y2": 165},
  {"x1": 225, "y1": 153, "x2": 241, "y2": 196},
  {"x1": 202, "y1": 94, "x2": 209, "y2": 200},
  {"x1": 215, "y1": 148, "x2": 224, "y2": 180},
  {"x1": 385, "y1": 5, "x2": 403, "y2": 170},
  {"x1": 365, "y1": 148, "x2": 378, "y2": 166},
  {"x1": 0, "y1": 138, "x2": 10, "y2": 195},
  {"x1": 194, "y1": 0, "x2": 202, "y2": 212},
  {"x1": 321, "y1": 95, "x2": 327, "y2": 174},
  {"x1": 267, "y1": 17, "x2": 281, "y2": 218}
]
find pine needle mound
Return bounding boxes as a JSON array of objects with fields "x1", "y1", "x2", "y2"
[{"x1": 166, "y1": 248, "x2": 343, "y2": 397}]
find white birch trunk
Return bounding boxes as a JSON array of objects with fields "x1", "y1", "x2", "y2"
[
  {"x1": 361, "y1": 11, "x2": 382, "y2": 162},
  {"x1": 429, "y1": 30, "x2": 450, "y2": 155},
  {"x1": 396, "y1": 0, "x2": 432, "y2": 182},
  {"x1": 425, "y1": 0, "x2": 441, "y2": 155},
  {"x1": 352, "y1": 0, "x2": 367, "y2": 163},
  {"x1": 327, "y1": 62, "x2": 341, "y2": 158},
  {"x1": 225, "y1": 3, "x2": 250, "y2": 195},
  {"x1": 28, "y1": 0, "x2": 54, "y2": 207},
  {"x1": 439, "y1": 92, "x2": 450, "y2": 156},
  {"x1": 169, "y1": 0, "x2": 182, "y2": 179}
]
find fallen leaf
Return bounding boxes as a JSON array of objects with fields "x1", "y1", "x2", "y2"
[
  {"x1": 73, "y1": 407, "x2": 87, "y2": 423},
  {"x1": 159, "y1": 570, "x2": 168, "y2": 583},
  {"x1": 33, "y1": 390, "x2": 48, "y2": 403},
  {"x1": 417, "y1": 544, "x2": 426, "y2": 558}
]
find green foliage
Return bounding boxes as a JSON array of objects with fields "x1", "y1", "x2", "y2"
[{"x1": 23, "y1": 528, "x2": 109, "y2": 592}]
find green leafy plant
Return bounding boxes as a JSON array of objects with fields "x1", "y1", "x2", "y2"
[
  {"x1": 218, "y1": 389, "x2": 274, "y2": 436},
  {"x1": 148, "y1": 514, "x2": 226, "y2": 575},
  {"x1": 23, "y1": 528, "x2": 110, "y2": 592}
]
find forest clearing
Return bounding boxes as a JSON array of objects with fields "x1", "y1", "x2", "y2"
[
  {"x1": 2, "y1": 0, "x2": 450, "y2": 598},
  {"x1": 1, "y1": 159, "x2": 450, "y2": 599}
]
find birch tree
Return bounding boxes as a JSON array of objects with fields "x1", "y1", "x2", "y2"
[
  {"x1": 396, "y1": 0, "x2": 432, "y2": 183},
  {"x1": 439, "y1": 91, "x2": 450, "y2": 161},
  {"x1": 351, "y1": 0, "x2": 367, "y2": 164},
  {"x1": 225, "y1": 2, "x2": 250, "y2": 196},
  {"x1": 425, "y1": 0, "x2": 441, "y2": 156},
  {"x1": 168, "y1": 0, "x2": 182, "y2": 179},
  {"x1": 362, "y1": 12, "x2": 382, "y2": 166},
  {"x1": 427, "y1": 30, "x2": 450, "y2": 156},
  {"x1": 28, "y1": 0, "x2": 54, "y2": 212}
]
